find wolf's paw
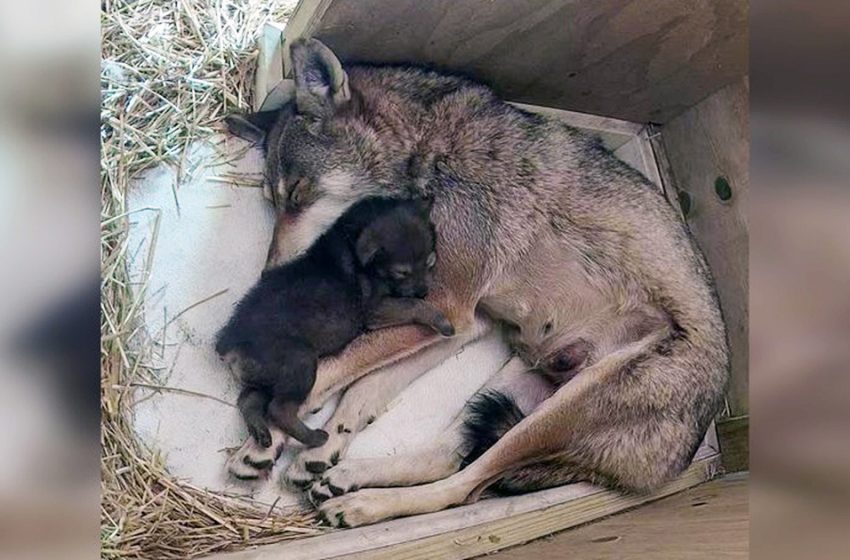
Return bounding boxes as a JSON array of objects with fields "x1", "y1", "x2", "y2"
[
  {"x1": 307, "y1": 461, "x2": 360, "y2": 504},
  {"x1": 285, "y1": 436, "x2": 343, "y2": 484},
  {"x1": 226, "y1": 437, "x2": 283, "y2": 481},
  {"x1": 283, "y1": 444, "x2": 338, "y2": 489},
  {"x1": 436, "y1": 316, "x2": 456, "y2": 337},
  {"x1": 317, "y1": 488, "x2": 399, "y2": 528}
]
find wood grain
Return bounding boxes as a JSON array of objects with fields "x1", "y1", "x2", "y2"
[
  {"x1": 660, "y1": 78, "x2": 749, "y2": 416},
  {"x1": 486, "y1": 474, "x2": 748, "y2": 559},
  {"x1": 291, "y1": 0, "x2": 748, "y2": 123},
  {"x1": 717, "y1": 415, "x2": 749, "y2": 472}
]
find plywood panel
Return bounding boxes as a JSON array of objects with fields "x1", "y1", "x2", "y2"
[
  {"x1": 660, "y1": 78, "x2": 749, "y2": 415},
  {"x1": 294, "y1": 0, "x2": 747, "y2": 123},
  {"x1": 487, "y1": 474, "x2": 748, "y2": 559},
  {"x1": 717, "y1": 415, "x2": 749, "y2": 472}
]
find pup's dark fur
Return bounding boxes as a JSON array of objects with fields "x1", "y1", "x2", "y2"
[{"x1": 216, "y1": 198, "x2": 452, "y2": 448}]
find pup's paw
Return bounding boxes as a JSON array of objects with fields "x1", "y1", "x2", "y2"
[
  {"x1": 317, "y1": 489, "x2": 398, "y2": 528},
  {"x1": 437, "y1": 318, "x2": 455, "y2": 337},
  {"x1": 246, "y1": 420, "x2": 273, "y2": 449},
  {"x1": 302, "y1": 428, "x2": 329, "y2": 448}
]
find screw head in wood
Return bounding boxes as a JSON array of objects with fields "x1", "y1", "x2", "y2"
[{"x1": 714, "y1": 176, "x2": 733, "y2": 202}]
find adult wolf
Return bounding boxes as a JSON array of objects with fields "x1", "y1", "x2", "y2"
[{"x1": 225, "y1": 38, "x2": 728, "y2": 527}]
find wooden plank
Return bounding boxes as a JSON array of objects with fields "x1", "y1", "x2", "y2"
[
  {"x1": 253, "y1": 22, "x2": 286, "y2": 112},
  {"x1": 659, "y1": 78, "x2": 749, "y2": 416},
  {"x1": 215, "y1": 454, "x2": 720, "y2": 560},
  {"x1": 509, "y1": 103, "x2": 661, "y2": 188},
  {"x1": 716, "y1": 415, "x2": 749, "y2": 473},
  {"x1": 613, "y1": 133, "x2": 662, "y2": 188},
  {"x1": 488, "y1": 474, "x2": 748, "y2": 559},
  {"x1": 634, "y1": 128, "x2": 664, "y2": 190},
  {"x1": 286, "y1": 0, "x2": 748, "y2": 123},
  {"x1": 509, "y1": 102, "x2": 644, "y2": 150},
  {"x1": 647, "y1": 122, "x2": 687, "y2": 217}
]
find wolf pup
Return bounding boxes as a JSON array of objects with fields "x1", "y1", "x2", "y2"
[{"x1": 216, "y1": 197, "x2": 453, "y2": 451}]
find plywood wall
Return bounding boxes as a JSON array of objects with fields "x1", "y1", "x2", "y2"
[
  {"x1": 306, "y1": 0, "x2": 747, "y2": 123},
  {"x1": 661, "y1": 78, "x2": 749, "y2": 416}
]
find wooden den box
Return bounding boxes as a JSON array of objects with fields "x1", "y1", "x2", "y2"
[{"x1": 217, "y1": 1, "x2": 748, "y2": 557}]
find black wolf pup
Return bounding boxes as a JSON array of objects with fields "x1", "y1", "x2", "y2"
[{"x1": 216, "y1": 197, "x2": 453, "y2": 449}]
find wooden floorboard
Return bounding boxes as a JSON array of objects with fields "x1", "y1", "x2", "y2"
[{"x1": 482, "y1": 474, "x2": 748, "y2": 559}]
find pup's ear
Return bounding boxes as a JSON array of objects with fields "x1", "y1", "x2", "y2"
[
  {"x1": 355, "y1": 228, "x2": 381, "y2": 266},
  {"x1": 224, "y1": 111, "x2": 279, "y2": 144},
  {"x1": 290, "y1": 38, "x2": 350, "y2": 117}
]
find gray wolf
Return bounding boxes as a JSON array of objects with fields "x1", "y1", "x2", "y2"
[
  {"x1": 224, "y1": 38, "x2": 729, "y2": 527},
  {"x1": 216, "y1": 197, "x2": 453, "y2": 460}
]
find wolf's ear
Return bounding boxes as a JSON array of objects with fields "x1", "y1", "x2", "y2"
[
  {"x1": 224, "y1": 111, "x2": 278, "y2": 144},
  {"x1": 290, "y1": 38, "x2": 350, "y2": 117},
  {"x1": 355, "y1": 228, "x2": 381, "y2": 267}
]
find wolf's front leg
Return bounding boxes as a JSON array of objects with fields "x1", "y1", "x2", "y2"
[
  {"x1": 367, "y1": 297, "x2": 455, "y2": 337},
  {"x1": 286, "y1": 316, "x2": 491, "y2": 490},
  {"x1": 308, "y1": 415, "x2": 467, "y2": 503},
  {"x1": 283, "y1": 362, "x2": 425, "y2": 490},
  {"x1": 302, "y1": 325, "x2": 440, "y2": 412},
  {"x1": 303, "y1": 290, "x2": 478, "y2": 411}
]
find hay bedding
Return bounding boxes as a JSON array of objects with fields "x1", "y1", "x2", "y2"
[
  {"x1": 99, "y1": 2, "x2": 508, "y2": 558},
  {"x1": 101, "y1": 2, "x2": 512, "y2": 558},
  {"x1": 99, "y1": 1, "x2": 324, "y2": 558}
]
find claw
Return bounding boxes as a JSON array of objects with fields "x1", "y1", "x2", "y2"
[
  {"x1": 305, "y1": 461, "x2": 329, "y2": 474},
  {"x1": 232, "y1": 473, "x2": 260, "y2": 481},
  {"x1": 242, "y1": 456, "x2": 273, "y2": 470},
  {"x1": 309, "y1": 488, "x2": 331, "y2": 505},
  {"x1": 287, "y1": 476, "x2": 314, "y2": 490}
]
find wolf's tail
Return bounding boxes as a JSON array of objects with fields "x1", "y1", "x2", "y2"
[
  {"x1": 460, "y1": 390, "x2": 525, "y2": 470},
  {"x1": 460, "y1": 389, "x2": 593, "y2": 495}
]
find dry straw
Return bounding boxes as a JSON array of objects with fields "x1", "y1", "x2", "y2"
[{"x1": 101, "y1": 1, "x2": 324, "y2": 558}]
